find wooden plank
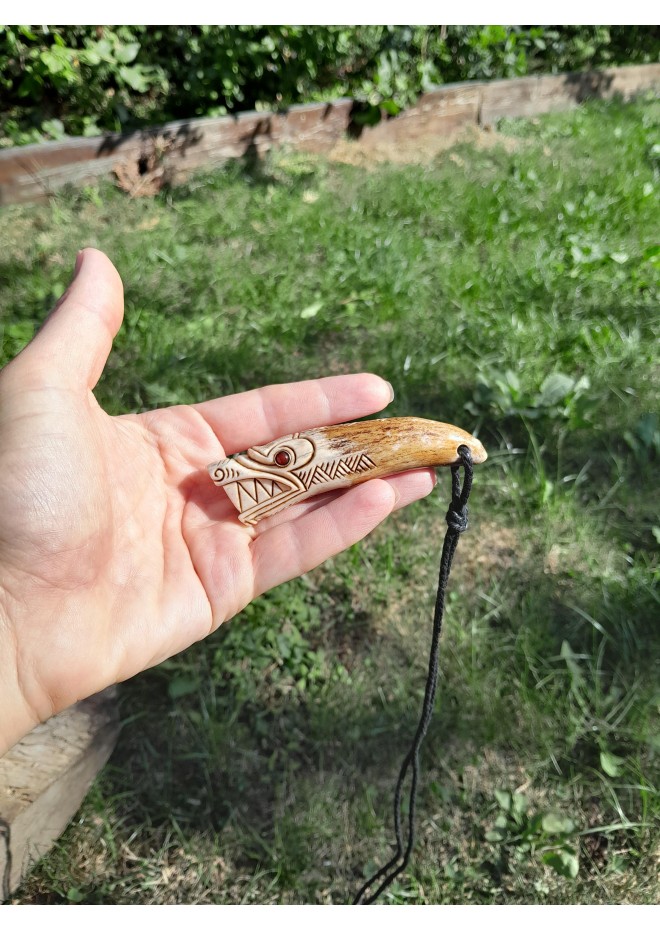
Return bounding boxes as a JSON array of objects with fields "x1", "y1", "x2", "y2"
[
  {"x1": 480, "y1": 74, "x2": 566, "y2": 124},
  {"x1": 480, "y1": 63, "x2": 660, "y2": 126},
  {"x1": 0, "y1": 688, "x2": 119, "y2": 900},
  {"x1": 0, "y1": 155, "x2": 119, "y2": 205},
  {"x1": 359, "y1": 84, "x2": 481, "y2": 148},
  {"x1": 0, "y1": 64, "x2": 658, "y2": 206},
  {"x1": 0, "y1": 100, "x2": 353, "y2": 205},
  {"x1": 562, "y1": 62, "x2": 660, "y2": 103},
  {"x1": 274, "y1": 99, "x2": 354, "y2": 151}
]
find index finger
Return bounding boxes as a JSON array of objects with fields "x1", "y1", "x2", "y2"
[{"x1": 193, "y1": 373, "x2": 394, "y2": 455}]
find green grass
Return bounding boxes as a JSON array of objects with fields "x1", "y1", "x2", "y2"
[{"x1": 1, "y1": 96, "x2": 659, "y2": 904}]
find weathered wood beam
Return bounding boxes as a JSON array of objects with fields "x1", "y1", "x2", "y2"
[
  {"x1": 0, "y1": 63, "x2": 658, "y2": 206},
  {"x1": 0, "y1": 688, "x2": 119, "y2": 900}
]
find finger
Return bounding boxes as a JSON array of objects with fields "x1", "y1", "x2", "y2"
[
  {"x1": 250, "y1": 472, "x2": 433, "y2": 599},
  {"x1": 193, "y1": 373, "x2": 394, "y2": 455},
  {"x1": 24, "y1": 248, "x2": 124, "y2": 390},
  {"x1": 375, "y1": 468, "x2": 436, "y2": 513},
  {"x1": 252, "y1": 467, "x2": 437, "y2": 531}
]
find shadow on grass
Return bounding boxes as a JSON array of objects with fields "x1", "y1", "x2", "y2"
[{"x1": 102, "y1": 548, "x2": 659, "y2": 863}]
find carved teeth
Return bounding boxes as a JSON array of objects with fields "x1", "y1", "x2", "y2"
[
  {"x1": 255, "y1": 479, "x2": 273, "y2": 502},
  {"x1": 226, "y1": 477, "x2": 286, "y2": 511}
]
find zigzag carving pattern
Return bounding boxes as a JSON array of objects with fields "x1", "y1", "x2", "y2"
[{"x1": 298, "y1": 453, "x2": 375, "y2": 490}]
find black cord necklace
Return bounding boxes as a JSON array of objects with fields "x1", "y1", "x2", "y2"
[{"x1": 353, "y1": 445, "x2": 474, "y2": 904}]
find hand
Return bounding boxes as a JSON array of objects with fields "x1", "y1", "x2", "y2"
[{"x1": 0, "y1": 249, "x2": 435, "y2": 754}]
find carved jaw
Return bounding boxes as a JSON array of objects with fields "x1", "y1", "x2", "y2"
[
  {"x1": 208, "y1": 434, "x2": 317, "y2": 525},
  {"x1": 208, "y1": 417, "x2": 487, "y2": 525}
]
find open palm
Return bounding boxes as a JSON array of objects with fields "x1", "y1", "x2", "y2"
[{"x1": 0, "y1": 249, "x2": 434, "y2": 753}]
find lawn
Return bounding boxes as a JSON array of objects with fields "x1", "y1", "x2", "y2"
[{"x1": 1, "y1": 96, "x2": 658, "y2": 904}]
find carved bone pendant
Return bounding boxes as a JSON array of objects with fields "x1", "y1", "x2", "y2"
[{"x1": 208, "y1": 416, "x2": 487, "y2": 525}]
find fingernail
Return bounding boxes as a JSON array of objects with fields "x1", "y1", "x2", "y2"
[
  {"x1": 73, "y1": 250, "x2": 84, "y2": 278},
  {"x1": 47, "y1": 250, "x2": 85, "y2": 318},
  {"x1": 385, "y1": 380, "x2": 394, "y2": 402}
]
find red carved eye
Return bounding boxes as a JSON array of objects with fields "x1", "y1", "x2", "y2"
[{"x1": 275, "y1": 449, "x2": 291, "y2": 467}]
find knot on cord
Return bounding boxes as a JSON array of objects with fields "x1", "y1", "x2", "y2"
[{"x1": 445, "y1": 501, "x2": 469, "y2": 534}]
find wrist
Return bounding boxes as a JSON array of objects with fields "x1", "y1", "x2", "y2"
[{"x1": 0, "y1": 593, "x2": 40, "y2": 757}]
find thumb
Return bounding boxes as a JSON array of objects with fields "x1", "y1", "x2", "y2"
[{"x1": 27, "y1": 248, "x2": 124, "y2": 390}]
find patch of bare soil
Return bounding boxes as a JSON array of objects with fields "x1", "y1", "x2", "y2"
[
  {"x1": 327, "y1": 123, "x2": 523, "y2": 168},
  {"x1": 367, "y1": 514, "x2": 525, "y2": 644},
  {"x1": 455, "y1": 519, "x2": 520, "y2": 576}
]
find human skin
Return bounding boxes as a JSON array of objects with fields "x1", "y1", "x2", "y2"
[{"x1": 0, "y1": 249, "x2": 435, "y2": 756}]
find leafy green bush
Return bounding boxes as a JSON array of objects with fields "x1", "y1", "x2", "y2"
[{"x1": 1, "y1": 25, "x2": 658, "y2": 146}]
